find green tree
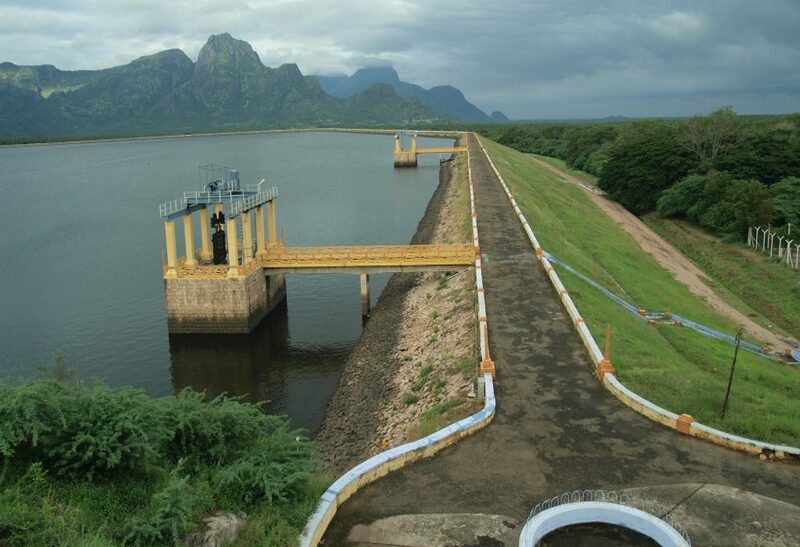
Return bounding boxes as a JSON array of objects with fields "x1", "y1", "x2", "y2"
[
  {"x1": 701, "y1": 178, "x2": 772, "y2": 238},
  {"x1": 681, "y1": 106, "x2": 742, "y2": 170},
  {"x1": 598, "y1": 121, "x2": 694, "y2": 214},
  {"x1": 656, "y1": 174, "x2": 707, "y2": 218},
  {"x1": 770, "y1": 176, "x2": 800, "y2": 227}
]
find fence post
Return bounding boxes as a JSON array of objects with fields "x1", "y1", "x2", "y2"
[{"x1": 785, "y1": 240, "x2": 793, "y2": 267}]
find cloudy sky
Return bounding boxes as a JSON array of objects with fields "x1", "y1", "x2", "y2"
[{"x1": 1, "y1": 0, "x2": 799, "y2": 119}]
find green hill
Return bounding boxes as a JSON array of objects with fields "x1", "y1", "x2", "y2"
[{"x1": 0, "y1": 33, "x2": 445, "y2": 141}]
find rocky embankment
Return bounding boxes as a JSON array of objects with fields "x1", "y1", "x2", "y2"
[{"x1": 315, "y1": 149, "x2": 478, "y2": 476}]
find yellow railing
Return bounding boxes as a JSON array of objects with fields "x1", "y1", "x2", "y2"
[
  {"x1": 169, "y1": 244, "x2": 474, "y2": 279},
  {"x1": 414, "y1": 146, "x2": 469, "y2": 155},
  {"x1": 259, "y1": 244, "x2": 474, "y2": 268}
]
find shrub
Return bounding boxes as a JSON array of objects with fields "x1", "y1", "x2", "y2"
[
  {"x1": 47, "y1": 384, "x2": 168, "y2": 480},
  {"x1": 160, "y1": 389, "x2": 275, "y2": 468},
  {"x1": 214, "y1": 422, "x2": 320, "y2": 508},
  {"x1": 123, "y1": 469, "x2": 195, "y2": 546}
]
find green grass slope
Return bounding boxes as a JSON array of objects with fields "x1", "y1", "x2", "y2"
[{"x1": 481, "y1": 137, "x2": 800, "y2": 446}]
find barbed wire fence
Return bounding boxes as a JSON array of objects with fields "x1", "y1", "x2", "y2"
[{"x1": 749, "y1": 225, "x2": 799, "y2": 271}]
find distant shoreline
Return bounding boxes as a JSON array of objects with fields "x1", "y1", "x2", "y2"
[{"x1": 0, "y1": 127, "x2": 462, "y2": 149}]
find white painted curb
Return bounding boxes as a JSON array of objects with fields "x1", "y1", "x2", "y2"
[
  {"x1": 518, "y1": 502, "x2": 689, "y2": 546},
  {"x1": 299, "y1": 133, "x2": 498, "y2": 546},
  {"x1": 477, "y1": 137, "x2": 800, "y2": 461}
]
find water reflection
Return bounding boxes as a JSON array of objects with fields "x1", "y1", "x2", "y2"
[{"x1": 168, "y1": 299, "x2": 350, "y2": 435}]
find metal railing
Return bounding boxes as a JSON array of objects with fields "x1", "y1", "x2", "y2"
[
  {"x1": 527, "y1": 489, "x2": 691, "y2": 544},
  {"x1": 230, "y1": 187, "x2": 278, "y2": 216}
]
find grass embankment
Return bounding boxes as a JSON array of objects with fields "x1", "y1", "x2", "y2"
[
  {"x1": 0, "y1": 367, "x2": 328, "y2": 546},
  {"x1": 529, "y1": 154, "x2": 599, "y2": 186},
  {"x1": 645, "y1": 216, "x2": 800, "y2": 339},
  {"x1": 480, "y1": 137, "x2": 800, "y2": 446}
]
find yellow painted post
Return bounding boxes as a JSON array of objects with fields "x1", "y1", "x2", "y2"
[
  {"x1": 214, "y1": 203, "x2": 223, "y2": 216},
  {"x1": 226, "y1": 217, "x2": 239, "y2": 278},
  {"x1": 182, "y1": 213, "x2": 197, "y2": 267},
  {"x1": 411, "y1": 134, "x2": 417, "y2": 153},
  {"x1": 241, "y1": 211, "x2": 253, "y2": 263},
  {"x1": 394, "y1": 135, "x2": 401, "y2": 153},
  {"x1": 267, "y1": 200, "x2": 277, "y2": 246},
  {"x1": 198, "y1": 207, "x2": 212, "y2": 260},
  {"x1": 255, "y1": 205, "x2": 266, "y2": 255},
  {"x1": 164, "y1": 220, "x2": 178, "y2": 278}
]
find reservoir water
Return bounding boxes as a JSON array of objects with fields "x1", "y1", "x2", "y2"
[{"x1": 0, "y1": 131, "x2": 448, "y2": 434}]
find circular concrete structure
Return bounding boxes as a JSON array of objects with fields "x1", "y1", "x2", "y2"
[{"x1": 518, "y1": 502, "x2": 690, "y2": 546}]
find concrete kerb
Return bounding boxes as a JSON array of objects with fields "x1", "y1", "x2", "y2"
[
  {"x1": 518, "y1": 502, "x2": 690, "y2": 547},
  {"x1": 299, "y1": 133, "x2": 500, "y2": 546},
  {"x1": 476, "y1": 137, "x2": 800, "y2": 462}
]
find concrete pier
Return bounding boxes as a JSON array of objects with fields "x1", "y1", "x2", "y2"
[{"x1": 165, "y1": 270, "x2": 286, "y2": 334}]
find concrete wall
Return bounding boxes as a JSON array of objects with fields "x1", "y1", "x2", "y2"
[{"x1": 165, "y1": 271, "x2": 286, "y2": 333}]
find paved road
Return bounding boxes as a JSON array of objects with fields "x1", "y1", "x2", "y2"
[{"x1": 323, "y1": 134, "x2": 799, "y2": 544}]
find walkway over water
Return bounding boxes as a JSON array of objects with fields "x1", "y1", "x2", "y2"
[
  {"x1": 322, "y1": 133, "x2": 800, "y2": 545},
  {"x1": 172, "y1": 244, "x2": 475, "y2": 278}
]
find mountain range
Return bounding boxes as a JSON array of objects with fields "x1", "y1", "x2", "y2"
[
  {"x1": 317, "y1": 66, "x2": 507, "y2": 123},
  {"x1": 0, "y1": 33, "x2": 505, "y2": 141}
]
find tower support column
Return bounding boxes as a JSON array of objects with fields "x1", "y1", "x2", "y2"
[
  {"x1": 242, "y1": 211, "x2": 253, "y2": 263},
  {"x1": 255, "y1": 205, "x2": 266, "y2": 255},
  {"x1": 227, "y1": 218, "x2": 240, "y2": 278},
  {"x1": 164, "y1": 220, "x2": 178, "y2": 278},
  {"x1": 183, "y1": 213, "x2": 197, "y2": 267},
  {"x1": 199, "y1": 207, "x2": 212, "y2": 260},
  {"x1": 267, "y1": 200, "x2": 277, "y2": 246}
]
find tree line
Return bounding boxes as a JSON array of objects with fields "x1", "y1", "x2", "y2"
[{"x1": 479, "y1": 109, "x2": 800, "y2": 240}]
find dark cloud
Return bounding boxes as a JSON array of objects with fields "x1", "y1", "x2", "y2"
[{"x1": 1, "y1": 0, "x2": 798, "y2": 118}]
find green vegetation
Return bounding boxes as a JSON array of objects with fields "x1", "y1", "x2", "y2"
[
  {"x1": 529, "y1": 154, "x2": 599, "y2": 186},
  {"x1": 0, "y1": 367, "x2": 326, "y2": 546},
  {"x1": 644, "y1": 216, "x2": 800, "y2": 337},
  {"x1": 480, "y1": 137, "x2": 800, "y2": 445},
  {"x1": 479, "y1": 110, "x2": 800, "y2": 241},
  {"x1": 0, "y1": 34, "x2": 444, "y2": 142},
  {"x1": 407, "y1": 399, "x2": 480, "y2": 441}
]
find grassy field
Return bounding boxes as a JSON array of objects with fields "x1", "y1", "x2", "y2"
[
  {"x1": 481, "y1": 137, "x2": 800, "y2": 446},
  {"x1": 645, "y1": 216, "x2": 800, "y2": 339}
]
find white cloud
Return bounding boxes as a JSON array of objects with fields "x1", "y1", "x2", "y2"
[{"x1": 0, "y1": 0, "x2": 798, "y2": 118}]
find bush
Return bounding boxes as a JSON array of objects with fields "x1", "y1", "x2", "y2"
[
  {"x1": 160, "y1": 389, "x2": 277, "y2": 468},
  {"x1": 123, "y1": 469, "x2": 195, "y2": 546},
  {"x1": 214, "y1": 422, "x2": 320, "y2": 508},
  {"x1": 49, "y1": 385, "x2": 168, "y2": 480},
  {"x1": 0, "y1": 376, "x2": 325, "y2": 545}
]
